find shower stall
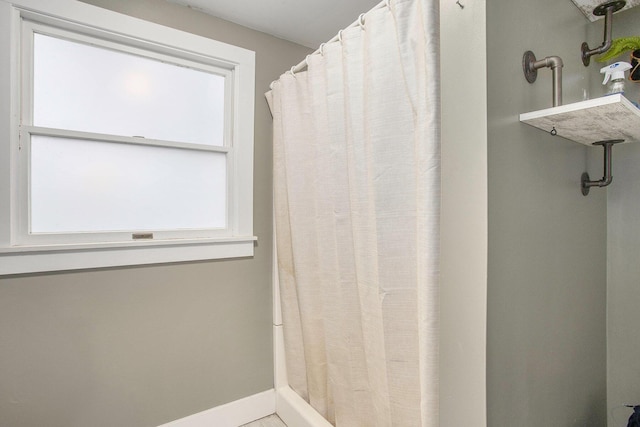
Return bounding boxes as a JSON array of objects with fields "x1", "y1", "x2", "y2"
[
  {"x1": 268, "y1": 0, "x2": 640, "y2": 425},
  {"x1": 269, "y1": 1, "x2": 487, "y2": 426}
]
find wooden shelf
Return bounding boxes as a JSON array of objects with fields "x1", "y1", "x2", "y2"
[{"x1": 519, "y1": 94, "x2": 640, "y2": 146}]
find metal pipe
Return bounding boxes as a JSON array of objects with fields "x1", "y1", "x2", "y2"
[
  {"x1": 531, "y1": 56, "x2": 563, "y2": 107},
  {"x1": 582, "y1": 6, "x2": 614, "y2": 65},
  {"x1": 581, "y1": 139, "x2": 624, "y2": 196},
  {"x1": 525, "y1": 53, "x2": 564, "y2": 107},
  {"x1": 581, "y1": 1, "x2": 626, "y2": 66}
]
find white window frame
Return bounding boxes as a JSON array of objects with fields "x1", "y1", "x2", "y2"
[{"x1": 0, "y1": 0, "x2": 256, "y2": 275}]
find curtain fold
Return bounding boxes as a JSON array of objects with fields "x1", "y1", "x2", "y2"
[{"x1": 267, "y1": 0, "x2": 440, "y2": 425}]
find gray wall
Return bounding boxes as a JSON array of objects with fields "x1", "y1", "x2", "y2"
[
  {"x1": 600, "y1": 6, "x2": 640, "y2": 426},
  {"x1": 0, "y1": 1, "x2": 311, "y2": 426},
  {"x1": 487, "y1": 0, "x2": 608, "y2": 425},
  {"x1": 608, "y1": 141, "x2": 640, "y2": 427}
]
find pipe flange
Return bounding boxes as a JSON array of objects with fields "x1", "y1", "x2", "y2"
[
  {"x1": 581, "y1": 42, "x2": 592, "y2": 67},
  {"x1": 592, "y1": 139, "x2": 624, "y2": 146},
  {"x1": 593, "y1": 0, "x2": 626, "y2": 16},
  {"x1": 523, "y1": 51, "x2": 537, "y2": 83},
  {"x1": 581, "y1": 172, "x2": 591, "y2": 196}
]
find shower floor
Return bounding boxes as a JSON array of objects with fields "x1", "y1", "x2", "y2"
[{"x1": 240, "y1": 414, "x2": 287, "y2": 427}]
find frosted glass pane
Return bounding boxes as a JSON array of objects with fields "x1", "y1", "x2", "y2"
[
  {"x1": 30, "y1": 136, "x2": 226, "y2": 233},
  {"x1": 33, "y1": 34, "x2": 225, "y2": 146}
]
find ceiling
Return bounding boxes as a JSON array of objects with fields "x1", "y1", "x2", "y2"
[
  {"x1": 166, "y1": 0, "x2": 640, "y2": 47},
  {"x1": 166, "y1": 0, "x2": 382, "y2": 48}
]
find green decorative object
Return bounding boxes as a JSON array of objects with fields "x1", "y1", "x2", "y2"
[{"x1": 597, "y1": 36, "x2": 640, "y2": 62}]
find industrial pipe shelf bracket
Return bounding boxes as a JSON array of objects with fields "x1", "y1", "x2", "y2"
[
  {"x1": 523, "y1": 50, "x2": 564, "y2": 107},
  {"x1": 581, "y1": 139, "x2": 624, "y2": 196},
  {"x1": 581, "y1": 0, "x2": 626, "y2": 66}
]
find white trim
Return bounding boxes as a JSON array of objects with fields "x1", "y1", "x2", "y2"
[
  {"x1": 0, "y1": 2, "x2": 18, "y2": 248},
  {"x1": 272, "y1": 217, "x2": 282, "y2": 326},
  {"x1": 273, "y1": 325, "x2": 288, "y2": 390},
  {"x1": 0, "y1": 238, "x2": 255, "y2": 275},
  {"x1": 22, "y1": 126, "x2": 231, "y2": 153},
  {"x1": 157, "y1": 389, "x2": 276, "y2": 427},
  {"x1": 276, "y1": 387, "x2": 333, "y2": 427},
  {"x1": 7, "y1": 0, "x2": 255, "y2": 66},
  {"x1": 272, "y1": 224, "x2": 287, "y2": 388}
]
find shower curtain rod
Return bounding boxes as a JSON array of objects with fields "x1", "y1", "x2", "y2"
[{"x1": 270, "y1": 0, "x2": 389, "y2": 88}]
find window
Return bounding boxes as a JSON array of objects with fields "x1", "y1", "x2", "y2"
[{"x1": 0, "y1": 0, "x2": 256, "y2": 274}]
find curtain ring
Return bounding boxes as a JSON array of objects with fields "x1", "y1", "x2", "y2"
[
  {"x1": 290, "y1": 66, "x2": 297, "y2": 77},
  {"x1": 319, "y1": 43, "x2": 326, "y2": 56},
  {"x1": 338, "y1": 30, "x2": 344, "y2": 43},
  {"x1": 304, "y1": 54, "x2": 312, "y2": 69},
  {"x1": 358, "y1": 13, "x2": 366, "y2": 29},
  {"x1": 269, "y1": 81, "x2": 275, "y2": 90}
]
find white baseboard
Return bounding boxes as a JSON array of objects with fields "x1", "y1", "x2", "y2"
[
  {"x1": 276, "y1": 386, "x2": 333, "y2": 427},
  {"x1": 158, "y1": 389, "x2": 276, "y2": 427}
]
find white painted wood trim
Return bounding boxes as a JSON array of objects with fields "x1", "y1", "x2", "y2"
[
  {"x1": 0, "y1": 238, "x2": 255, "y2": 275},
  {"x1": 2, "y1": 0, "x2": 255, "y2": 64},
  {"x1": 272, "y1": 222, "x2": 287, "y2": 389},
  {"x1": 273, "y1": 325, "x2": 288, "y2": 390},
  {"x1": 276, "y1": 386, "x2": 333, "y2": 427},
  {"x1": 157, "y1": 389, "x2": 276, "y2": 427},
  {"x1": 22, "y1": 126, "x2": 231, "y2": 153},
  {"x1": 272, "y1": 220, "x2": 282, "y2": 326}
]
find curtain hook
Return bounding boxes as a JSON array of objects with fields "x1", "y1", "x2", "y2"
[
  {"x1": 338, "y1": 30, "x2": 344, "y2": 43},
  {"x1": 358, "y1": 13, "x2": 366, "y2": 29},
  {"x1": 319, "y1": 43, "x2": 326, "y2": 56},
  {"x1": 270, "y1": 81, "x2": 275, "y2": 90}
]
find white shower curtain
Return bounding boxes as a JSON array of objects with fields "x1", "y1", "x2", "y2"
[{"x1": 266, "y1": 0, "x2": 440, "y2": 425}]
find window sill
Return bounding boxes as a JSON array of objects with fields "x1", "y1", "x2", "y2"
[{"x1": 0, "y1": 236, "x2": 257, "y2": 275}]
